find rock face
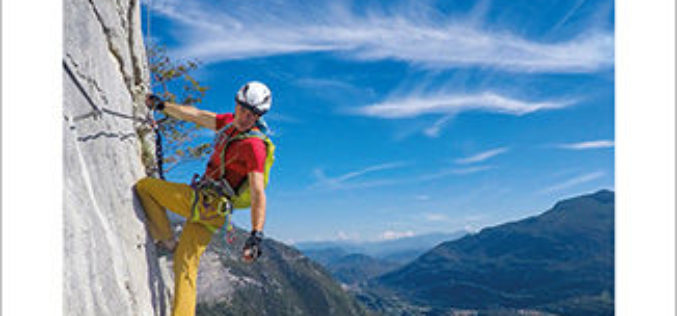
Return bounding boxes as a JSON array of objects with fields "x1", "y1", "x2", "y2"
[{"x1": 63, "y1": 0, "x2": 172, "y2": 315}]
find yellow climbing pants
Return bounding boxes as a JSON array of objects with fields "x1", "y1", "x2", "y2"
[{"x1": 135, "y1": 177, "x2": 225, "y2": 316}]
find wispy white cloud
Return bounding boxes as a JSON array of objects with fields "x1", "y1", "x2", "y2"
[
  {"x1": 335, "y1": 230, "x2": 360, "y2": 241},
  {"x1": 147, "y1": 0, "x2": 613, "y2": 73},
  {"x1": 464, "y1": 225, "x2": 480, "y2": 233},
  {"x1": 455, "y1": 147, "x2": 510, "y2": 164},
  {"x1": 451, "y1": 166, "x2": 495, "y2": 175},
  {"x1": 416, "y1": 165, "x2": 495, "y2": 182},
  {"x1": 423, "y1": 213, "x2": 451, "y2": 222},
  {"x1": 423, "y1": 114, "x2": 456, "y2": 137},
  {"x1": 556, "y1": 140, "x2": 614, "y2": 150},
  {"x1": 353, "y1": 92, "x2": 576, "y2": 119},
  {"x1": 421, "y1": 212, "x2": 488, "y2": 229},
  {"x1": 310, "y1": 161, "x2": 493, "y2": 191},
  {"x1": 294, "y1": 78, "x2": 359, "y2": 91},
  {"x1": 379, "y1": 230, "x2": 415, "y2": 241},
  {"x1": 292, "y1": 77, "x2": 378, "y2": 108},
  {"x1": 549, "y1": 0, "x2": 588, "y2": 33},
  {"x1": 311, "y1": 162, "x2": 407, "y2": 190},
  {"x1": 539, "y1": 171, "x2": 605, "y2": 194},
  {"x1": 335, "y1": 162, "x2": 407, "y2": 182}
]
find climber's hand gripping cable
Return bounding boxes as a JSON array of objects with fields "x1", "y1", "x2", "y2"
[
  {"x1": 146, "y1": 93, "x2": 166, "y2": 111},
  {"x1": 242, "y1": 230, "x2": 263, "y2": 263}
]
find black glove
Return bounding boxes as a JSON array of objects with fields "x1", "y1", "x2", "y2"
[
  {"x1": 146, "y1": 93, "x2": 166, "y2": 111},
  {"x1": 242, "y1": 230, "x2": 263, "y2": 262}
]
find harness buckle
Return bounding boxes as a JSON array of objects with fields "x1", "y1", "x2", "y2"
[{"x1": 189, "y1": 173, "x2": 235, "y2": 223}]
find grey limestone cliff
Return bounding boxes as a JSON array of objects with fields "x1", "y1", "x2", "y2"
[{"x1": 63, "y1": 0, "x2": 172, "y2": 315}]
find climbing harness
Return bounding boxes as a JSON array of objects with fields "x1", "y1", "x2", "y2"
[
  {"x1": 63, "y1": 59, "x2": 166, "y2": 179},
  {"x1": 186, "y1": 122, "x2": 275, "y2": 243},
  {"x1": 188, "y1": 174, "x2": 236, "y2": 242}
]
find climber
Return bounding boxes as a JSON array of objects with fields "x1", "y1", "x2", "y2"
[{"x1": 134, "y1": 81, "x2": 275, "y2": 316}]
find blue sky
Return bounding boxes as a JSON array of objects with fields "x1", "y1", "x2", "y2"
[{"x1": 142, "y1": 0, "x2": 615, "y2": 243}]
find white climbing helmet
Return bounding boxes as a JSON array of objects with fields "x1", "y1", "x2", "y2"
[{"x1": 235, "y1": 81, "x2": 272, "y2": 116}]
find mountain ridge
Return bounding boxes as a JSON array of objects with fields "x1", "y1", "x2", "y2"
[
  {"x1": 363, "y1": 189, "x2": 614, "y2": 315},
  {"x1": 194, "y1": 226, "x2": 370, "y2": 316}
]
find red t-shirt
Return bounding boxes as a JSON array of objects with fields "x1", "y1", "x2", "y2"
[{"x1": 203, "y1": 113, "x2": 267, "y2": 189}]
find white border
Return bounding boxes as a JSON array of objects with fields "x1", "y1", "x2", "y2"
[
  {"x1": 2, "y1": 1, "x2": 63, "y2": 315},
  {"x1": 616, "y1": 0, "x2": 675, "y2": 315}
]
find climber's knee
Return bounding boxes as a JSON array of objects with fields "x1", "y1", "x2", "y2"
[{"x1": 135, "y1": 177, "x2": 159, "y2": 195}]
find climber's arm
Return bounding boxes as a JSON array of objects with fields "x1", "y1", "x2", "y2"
[
  {"x1": 241, "y1": 145, "x2": 267, "y2": 263},
  {"x1": 161, "y1": 102, "x2": 219, "y2": 131},
  {"x1": 248, "y1": 171, "x2": 266, "y2": 232},
  {"x1": 242, "y1": 171, "x2": 266, "y2": 263}
]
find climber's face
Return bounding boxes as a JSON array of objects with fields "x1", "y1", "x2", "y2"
[{"x1": 234, "y1": 103, "x2": 261, "y2": 131}]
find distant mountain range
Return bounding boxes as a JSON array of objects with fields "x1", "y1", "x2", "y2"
[
  {"x1": 296, "y1": 231, "x2": 468, "y2": 288},
  {"x1": 297, "y1": 231, "x2": 468, "y2": 264},
  {"x1": 360, "y1": 190, "x2": 615, "y2": 316}
]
